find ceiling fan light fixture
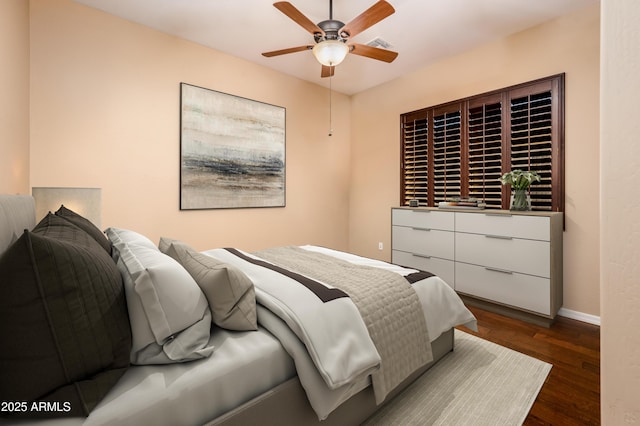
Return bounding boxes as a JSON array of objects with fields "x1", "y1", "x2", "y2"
[{"x1": 312, "y1": 40, "x2": 349, "y2": 66}]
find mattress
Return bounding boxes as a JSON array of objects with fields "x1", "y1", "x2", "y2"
[{"x1": 1, "y1": 327, "x2": 295, "y2": 426}]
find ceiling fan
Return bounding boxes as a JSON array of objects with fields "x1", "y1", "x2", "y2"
[{"x1": 262, "y1": 0, "x2": 398, "y2": 78}]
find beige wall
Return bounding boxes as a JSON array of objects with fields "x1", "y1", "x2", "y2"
[
  {"x1": 17, "y1": 1, "x2": 603, "y2": 317},
  {"x1": 600, "y1": 0, "x2": 640, "y2": 422},
  {"x1": 0, "y1": 0, "x2": 30, "y2": 194},
  {"x1": 349, "y1": 5, "x2": 601, "y2": 317},
  {"x1": 28, "y1": 0, "x2": 352, "y2": 252}
]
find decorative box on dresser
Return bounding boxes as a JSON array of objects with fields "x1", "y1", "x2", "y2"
[{"x1": 391, "y1": 207, "x2": 563, "y2": 326}]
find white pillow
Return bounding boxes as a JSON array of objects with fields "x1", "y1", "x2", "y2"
[
  {"x1": 105, "y1": 227, "x2": 158, "y2": 251},
  {"x1": 113, "y1": 241, "x2": 214, "y2": 364}
]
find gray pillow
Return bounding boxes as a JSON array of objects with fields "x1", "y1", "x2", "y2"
[
  {"x1": 107, "y1": 232, "x2": 215, "y2": 365},
  {"x1": 160, "y1": 238, "x2": 257, "y2": 331}
]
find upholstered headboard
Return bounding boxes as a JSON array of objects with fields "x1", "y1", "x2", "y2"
[{"x1": 0, "y1": 194, "x2": 36, "y2": 254}]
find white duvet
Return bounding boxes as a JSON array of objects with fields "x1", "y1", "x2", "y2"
[{"x1": 204, "y1": 245, "x2": 477, "y2": 420}]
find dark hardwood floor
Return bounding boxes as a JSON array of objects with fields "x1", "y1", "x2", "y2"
[{"x1": 459, "y1": 305, "x2": 601, "y2": 426}]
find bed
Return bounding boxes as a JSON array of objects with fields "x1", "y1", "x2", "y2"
[{"x1": 0, "y1": 194, "x2": 476, "y2": 425}]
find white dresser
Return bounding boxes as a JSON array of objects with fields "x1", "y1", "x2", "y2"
[{"x1": 391, "y1": 207, "x2": 563, "y2": 325}]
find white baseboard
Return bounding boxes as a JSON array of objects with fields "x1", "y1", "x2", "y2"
[{"x1": 558, "y1": 307, "x2": 601, "y2": 326}]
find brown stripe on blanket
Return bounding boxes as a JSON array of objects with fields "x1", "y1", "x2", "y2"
[
  {"x1": 404, "y1": 270, "x2": 435, "y2": 284},
  {"x1": 224, "y1": 248, "x2": 348, "y2": 303}
]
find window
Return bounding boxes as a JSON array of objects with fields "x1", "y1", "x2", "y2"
[{"x1": 401, "y1": 74, "x2": 564, "y2": 212}]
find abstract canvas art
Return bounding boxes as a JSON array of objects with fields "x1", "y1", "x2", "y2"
[{"x1": 180, "y1": 83, "x2": 286, "y2": 209}]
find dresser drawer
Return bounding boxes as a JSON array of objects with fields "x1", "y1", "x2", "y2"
[
  {"x1": 455, "y1": 212, "x2": 550, "y2": 241},
  {"x1": 390, "y1": 207, "x2": 562, "y2": 324},
  {"x1": 392, "y1": 209, "x2": 454, "y2": 231},
  {"x1": 455, "y1": 232, "x2": 550, "y2": 278},
  {"x1": 392, "y1": 250, "x2": 455, "y2": 288},
  {"x1": 455, "y1": 262, "x2": 551, "y2": 315},
  {"x1": 392, "y1": 225, "x2": 455, "y2": 260}
]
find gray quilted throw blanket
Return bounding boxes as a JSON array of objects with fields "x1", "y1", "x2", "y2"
[{"x1": 254, "y1": 246, "x2": 433, "y2": 404}]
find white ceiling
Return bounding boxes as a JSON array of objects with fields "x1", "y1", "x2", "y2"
[{"x1": 73, "y1": 0, "x2": 597, "y2": 95}]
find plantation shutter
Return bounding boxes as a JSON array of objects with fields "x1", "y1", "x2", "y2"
[
  {"x1": 432, "y1": 105, "x2": 463, "y2": 205},
  {"x1": 467, "y1": 95, "x2": 504, "y2": 209},
  {"x1": 508, "y1": 81, "x2": 558, "y2": 211},
  {"x1": 400, "y1": 74, "x2": 564, "y2": 212},
  {"x1": 401, "y1": 111, "x2": 429, "y2": 206}
]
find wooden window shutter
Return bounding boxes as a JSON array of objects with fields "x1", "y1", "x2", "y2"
[
  {"x1": 432, "y1": 104, "x2": 463, "y2": 205},
  {"x1": 507, "y1": 78, "x2": 563, "y2": 211},
  {"x1": 400, "y1": 74, "x2": 564, "y2": 212},
  {"x1": 467, "y1": 95, "x2": 504, "y2": 209},
  {"x1": 401, "y1": 110, "x2": 429, "y2": 206}
]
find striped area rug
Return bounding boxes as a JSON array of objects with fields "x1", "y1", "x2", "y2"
[{"x1": 362, "y1": 330, "x2": 551, "y2": 426}]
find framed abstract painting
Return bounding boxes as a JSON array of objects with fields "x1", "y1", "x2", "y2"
[{"x1": 180, "y1": 83, "x2": 286, "y2": 210}]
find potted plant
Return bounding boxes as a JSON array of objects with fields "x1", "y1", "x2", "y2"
[{"x1": 499, "y1": 170, "x2": 541, "y2": 211}]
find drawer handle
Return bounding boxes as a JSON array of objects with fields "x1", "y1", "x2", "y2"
[
  {"x1": 412, "y1": 227, "x2": 431, "y2": 232},
  {"x1": 485, "y1": 267, "x2": 513, "y2": 275},
  {"x1": 412, "y1": 210, "x2": 431, "y2": 213},
  {"x1": 485, "y1": 234, "x2": 513, "y2": 240},
  {"x1": 412, "y1": 253, "x2": 432, "y2": 259},
  {"x1": 485, "y1": 213, "x2": 512, "y2": 217}
]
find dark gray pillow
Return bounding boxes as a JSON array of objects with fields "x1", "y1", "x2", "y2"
[
  {"x1": 0, "y1": 214, "x2": 131, "y2": 418},
  {"x1": 55, "y1": 204, "x2": 112, "y2": 255}
]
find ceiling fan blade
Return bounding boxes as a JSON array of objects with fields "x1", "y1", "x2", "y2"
[
  {"x1": 262, "y1": 45, "x2": 313, "y2": 57},
  {"x1": 274, "y1": 2, "x2": 325, "y2": 36},
  {"x1": 340, "y1": 0, "x2": 395, "y2": 39},
  {"x1": 349, "y1": 43, "x2": 398, "y2": 63},
  {"x1": 321, "y1": 65, "x2": 335, "y2": 78}
]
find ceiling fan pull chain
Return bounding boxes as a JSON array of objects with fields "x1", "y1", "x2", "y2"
[{"x1": 328, "y1": 73, "x2": 333, "y2": 136}]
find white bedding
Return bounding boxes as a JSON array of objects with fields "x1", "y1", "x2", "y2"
[
  {"x1": 1, "y1": 245, "x2": 476, "y2": 425},
  {"x1": 203, "y1": 247, "x2": 383, "y2": 391},
  {"x1": 1, "y1": 328, "x2": 295, "y2": 426},
  {"x1": 203, "y1": 245, "x2": 477, "y2": 420}
]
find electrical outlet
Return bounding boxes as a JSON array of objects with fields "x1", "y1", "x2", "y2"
[{"x1": 378, "y1": 242, "x2": 383, "y2": 250}]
